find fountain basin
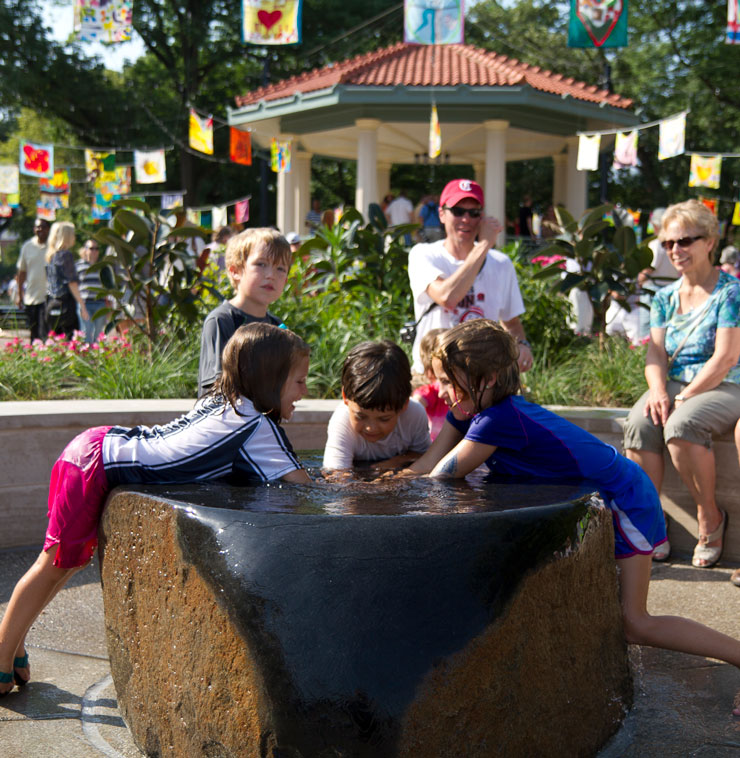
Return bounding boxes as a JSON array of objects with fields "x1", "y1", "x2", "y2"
[{"x1": 98, "y1": 478, "x2": 632, "y2": 757}]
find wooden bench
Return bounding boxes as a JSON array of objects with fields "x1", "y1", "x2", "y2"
[{"x1": 0, "y1": 304, "x2": 29, "y2": 330}]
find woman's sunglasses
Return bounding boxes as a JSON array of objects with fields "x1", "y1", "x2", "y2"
[
  {"x1": 443, "y1": 206, "x2": 483, "y2": 218},
  {"x1": 661, "y1": 235, "x2": 704, "y2": 251}
]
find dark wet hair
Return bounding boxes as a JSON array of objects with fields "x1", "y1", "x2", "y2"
[
  {"x1": 214, "y1": 323, "x2": 309, "y2": 422},
  {"x1": 435, "y1": 320, "x2": 520, "y2": 411},
  {"x1": 341, "y1": 340, "x2": 411, "y2": 412}
]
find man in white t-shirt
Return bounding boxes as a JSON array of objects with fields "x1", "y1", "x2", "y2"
[
  {"x1": 15, "y1": 218, "x2": 50, "y2": 341},
  {"x1": 407, "y1": 178, "x2": 533, "y2": 374},
  {"x1": 386, "y1": 191, "x2": 414, "y2": 227}
]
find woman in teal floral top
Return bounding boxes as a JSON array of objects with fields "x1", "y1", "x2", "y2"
[{"x1": 624, "y1": 199, "x2": 740, "y2": 568}]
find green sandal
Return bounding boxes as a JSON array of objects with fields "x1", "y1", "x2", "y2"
[
  {"x1": 0, "y1": 670, "x2": 13, "y2": 697},
  {"x1": 13, "y1": 652, "x2": 29, "y2": 687}
]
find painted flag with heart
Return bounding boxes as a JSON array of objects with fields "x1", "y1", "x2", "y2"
[
  {"x1": 658, "y1": 113, "x2": 686, "y2": 161},
  {"x1": 728, "y1": 0, "x2": 740, "y2": 43},
  {"x1": 577, "y1": 134, "x2": 600, "y2": 171},
  {"x1": 568, "y1": 0, "x2": 627, "y2": 48},
  {"x1": 404, "y1": 0, "x2": 464, "y2": 45},
  {"x1": 75, "y1": 0, "x2": 133, "y2": 43},
  {"x1": 236, "y1": 199, "x2": 250, "y2": 224},
  {"x1": 429, "y1": 104, "x2": 441, "y2": 158},
  {"x1": 20, "y1": 140, "x2": 54, "y2": 178},
  {"x1": 230, "y1": 128, "x2": 252, "y2": 166},
  {"x1": 134, "y1": 149, "x2": 166, "y2": 184},
  {"x1": 242, "y1": 0, "x2": 302, "y2": 45},
  {"x1": 612, "y1": 131, "x2": 638, "y2": 169},
  {"x1": 688, "y1": 155, "x2": 721, "y2": 189},
  {"x1": 0, "y1": 165, "x2": 19, "y2": 194},
  {"x1": 189, "y1": 110, "x2": 214, "y2": 155}
]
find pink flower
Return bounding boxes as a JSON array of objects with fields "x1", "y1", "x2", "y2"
[
  {"x1": 531, "y1": 254, "x2": 566, "y2": 270},
  {"x1": 41, "y1": 356, "x2": 52, "y2": 362}
]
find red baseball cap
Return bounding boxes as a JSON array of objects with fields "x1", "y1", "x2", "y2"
[{"x1": 439, "y1": 179, "x2": 485, "y2": 209}]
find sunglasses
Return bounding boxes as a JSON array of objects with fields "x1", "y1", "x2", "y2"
[
  {"x1": 443, "y1": 206, "x2": 483, "y2": 219},
  {"x1": 661, "y1": 235, "x2": 704, "y2": 251}
]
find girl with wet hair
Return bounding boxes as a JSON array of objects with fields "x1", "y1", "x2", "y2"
[
  {"x1": 409, "y1": 319, "x2": 740, "y2": 715},
  {"x1": 0, "y1": 323, "x2": 311, "y2": 696}
]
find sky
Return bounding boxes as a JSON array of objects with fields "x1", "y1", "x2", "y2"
[{"x1": 44, "y1": 1, "x2": 145, "y2": 72}]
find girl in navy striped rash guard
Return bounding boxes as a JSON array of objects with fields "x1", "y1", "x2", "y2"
[
  {"x1": 408, "y1": 319, "x2": 740, "y2": 716},
  {"x1": 0, "y1": 323, "x2": 311, "y2": 696}
]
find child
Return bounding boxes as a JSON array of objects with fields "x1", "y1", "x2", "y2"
[
  {"x1": 198, "y1": 228, "x2": 291, "y2": 397},
  {"x1": 322, "y1": 340, "x2": 431, "y2": 471},
  {"x1": 0, "y1": 323, "x2": 311, "y2": 696},
  {"x1": 412, "y1": 328, "x2": 448, "y2": 440},
  {"x1": 409, "y1": 319, "x2": 740, "y2": 715}
]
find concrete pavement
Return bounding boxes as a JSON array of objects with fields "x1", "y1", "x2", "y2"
[{"x1": 1, "y1": 545, "x2": 739, "y2": 757}]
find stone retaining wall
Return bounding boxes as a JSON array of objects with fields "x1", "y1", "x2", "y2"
[{"x1": 1, "y1": 399, "x2": 738, "y2": 562}]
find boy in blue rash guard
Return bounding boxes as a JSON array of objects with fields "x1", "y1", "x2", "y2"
[{"x1": 408, "y1": 319, "x2": 740, "y2": 716}]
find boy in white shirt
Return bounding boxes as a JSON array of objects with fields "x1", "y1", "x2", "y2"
[{"x1": 323, "y1": 341, "x2": 431, "y2": 471}]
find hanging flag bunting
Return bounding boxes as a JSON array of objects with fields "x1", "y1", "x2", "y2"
[
  {"x1": 161, "y1": 193, "x2": 184, "y2": 211},
  {"x1": 186, "y1": 209, "x2": 201, "y2": 226},
  {"x1": 113, "y1": 166, "x2": 132, "y2": 195},
  {"x1": 242, "y1": 0, "x2": 302, "y2": 45},
  {"x1": 85, "y1": 150, "x2": 116, "y2": 183},
  {"x1": 134, "y1": 149, "x2": 166, "y2": 184},
  {"x1": 91, "y1": 202, "x2": 113, "y2": 222},
  {"x1": 689, "y1": 155, "x2": 721, "y2": 189},
  {"x1": 577, "y1": 134, "x2": 600, "y2": 171},
  {"x1": 0, "y1": 192, "x2": 19, "y2": 218},
  {"x1": 270, "y1": 139, "x2": 292, "y2": 173},
  {"x1": 728, "y1": 0, "x2": 740, "y2": 43},
  {"x1": 19, "y1": 140, "x2": 54, "y2": 178},
  {"x1": 189, "y1": 109, "x2": 214, "y2": 155},
  {"x1": 568, "y1": 0, "x2": 627, "y2": 48},
  {"x1": 235, "y1": 198, "x2": 250, "y2": 224},
  {"x1": 74, "y1": 0, "x2": 133, "y2": 43},
  {"x1": 212, "y1": 206, "x2": 228, "y2": 228},
  {"x1": 39, "y1": 169, "x2": 71, "y2": 194},
  {"x1": 700, "y1": 197, "x2": 718, "y2": 215},
  {"x1": 37, "y1": 191, "x2": 68, "y2": 221},
  {"x1": 732, "y1": 202, "x2": 740, "y2": 226},
  {"x1": 200, "y1": 210, "x2": 213, "y2": 230},
  {"x1": 429, "y1": 103, "x2": 441, "y2": 159},
  {"x1": 612, "y1": 131, "x2": 638, "y2": 169},
  {"x1": 404, "y1": 0, "x2": 465, "y2": 45},
  {"x1": 230, "y1": 128, "x2": 252, "y2": 165},
  {"x1": 658, "y1": 114, "x2": 686, "y2": 161},
  {"x1": 0, "y1": 165, "x2": 19, "y2": 194}
]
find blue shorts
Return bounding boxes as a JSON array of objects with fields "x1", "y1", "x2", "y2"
[{"x1": 601, "y1": 458, "x2": 667, "y2": 559}]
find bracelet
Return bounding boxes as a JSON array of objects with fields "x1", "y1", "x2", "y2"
[
  {"x1": 674, "y1": 394, "x2": 687, "y2": 402},
  {"x1": 517, "y1": 338, "x2": 531, "y2": 348}
]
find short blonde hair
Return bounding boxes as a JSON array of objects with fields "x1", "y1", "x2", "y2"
[
  {"x1": 46, "y1": 221, "x2": 76, "y2": 262},
  {"x1": 225, "y1": 228, "x2": 291, "y2": 281},
  {"x1": 660, "y1": 200, "x2": 719, "y2": 245}
]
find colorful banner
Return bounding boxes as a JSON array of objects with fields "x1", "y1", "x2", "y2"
[
  {"x1": 689, "y1": 155, "x2": 721, "y2": 189},
  {"x1": 212, "y1": 206, "x2": 228, "y2": 228},
  {"x1": 230, "y1": 128, "x2": 252, "y2": 165},
  {"x1": 19, "y1": 140, "x2": 54, "y2": 178},
  {"x1": 612, "y1": 131, "x2": 637, "y2": 169},
  {"x1": 0, "y1": 192, "x2": 19, "y2": 218},
  {"x1": 270, "y1": 138, "x2": 291, "y2": 173},
  {"x1": 404, "y1": 0, "x2": 464, "y2": 45},
  {"x1": 186, "y1": 209, "x2": 201, "y2": 226},
  {"x1": 91, "y1": 203, "x2": 112, "y2": 222},
  {"x1": 189, "y1": 109, "x2": 214, "y2": 155},
  {"x1": 568, "y1": 0, "x2": 627, "y2": 48},
  {"x1": 429, "y1": 103, "x2": 441, "y2": 159},
  {"x1": 576, "y1": 134, "x2": 600, "y2": 171},
  {"x1": 75, "y1": 0, "x2": 133, "y2": 43},
  {"x1": 0, "y1": 165, "x2": 19, "y2": 194},
  {"x1": 85, "y1": 150, "x2": 116, "y2": 183},
  {"x1": 728, "y1": 0, "x2": 740, "y2": 43},
  {"x1": 242, "y1": 0, "x2": 302, "y2": 45},
  {"x1": 134, "y1": 149, "x2": 166, "y2": 184},
  {"x1": 235, "y1": 198, "x2": 250, "y2": 224},
  {"x1": 700, "y1": 197, "x2": 718, "y2": 215},
  {"x1": 39, "y1": 169, "x2": 71, "y2": 194},
  {"x1": 37, "y1": 191, "x2": 69, "y2": 221},
  {"x1": 658, "y1": 114, "x2": 686, "y2": 161},
  {"x1": 732, "y1": 202, "x2": 740, "y2": 226},
  {"x1": 161, "y1": 193, "x2": 184, "y2": 210}
]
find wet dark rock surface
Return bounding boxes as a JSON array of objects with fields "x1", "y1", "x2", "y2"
[{"x1": 99, "y1": 478, "x2": 632, "y2": 757}]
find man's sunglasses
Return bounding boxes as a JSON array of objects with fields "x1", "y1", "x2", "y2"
[
  {"x1": 443, "y1": 206, "x2": 483, "y2": 218},
  {"x1": 661, "y1": 235, "x2": 704, "y2": 251}
]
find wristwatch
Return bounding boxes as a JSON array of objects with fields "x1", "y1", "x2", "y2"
[{"x1": 518, "y1": 338, "x2": 531, "y2": 348}]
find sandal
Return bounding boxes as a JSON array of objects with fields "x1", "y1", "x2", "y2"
[
  {"x1": 13, "y1": 652, "x2": 29, "y2": 687},
  {"x1": 652, "y1": 539, "x2": 671, "y2": 562},
  {"x1": 692, "y1": 509, "x2": 727, "y2": 568},
  {"x1": 0, "y1": 670, "x2": 13, "y2": 697}
]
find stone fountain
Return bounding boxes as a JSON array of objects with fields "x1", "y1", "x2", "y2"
[{"x1": 98, "y1": 478, "x2": 632, "y2": 757}]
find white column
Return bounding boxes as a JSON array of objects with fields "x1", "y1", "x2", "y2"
[
  {"x1": 355, "y1": 118, "x2": 381, "y2": 216},
  {"x1": 292, "y1": 151, "x2": 312, "y2": 235},
  {"x1": 473, "y1": 162, "x2": 485, "y2": 188},
  {"x1": 377, "y1": 163, "x2": 391, "y2": 202},
  {"x1": 483, "y1": 120, "x2": 508, "y2": 228},
  {"x1": 552, "y1": 153, "x2": 568, "y2": 208},
  {"x1": 276, "y1": 133, "x2": 296, "y2": 235},
  {"x1": 565, "y1": 137, "x2": 587, "y2": 219}
]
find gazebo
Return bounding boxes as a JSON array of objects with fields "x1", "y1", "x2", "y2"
[{"x1": 228, "y1": 43, "x2": 638, "y2": 234}]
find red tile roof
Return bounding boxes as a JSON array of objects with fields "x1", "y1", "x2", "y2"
[{"x1": 235, "y1": 42, "x2": 632, "y2": 109}]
